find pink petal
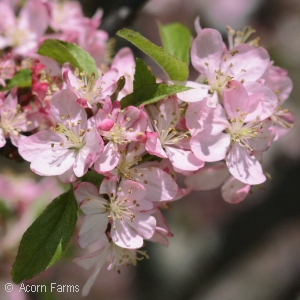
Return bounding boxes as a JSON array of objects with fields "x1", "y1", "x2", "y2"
[
  {"x1": 221, "y1": 176, "x2": 250, "y2": 204},
  {"x1": 0, "y1": 128, "x2": 6, "y2": 147},
  {"x1": 243, "y1": 82, "x2": 278, "y2": 122},
  {"x1": 18, "y1": 130, "x2": 61, "y2": 162},
  {"x1": 199, "y1": 100, "x2": 229, "y2": 134},
  {"x1": 98, "y1": 68, "x2": 118, "y2": 95},
  {"x1": 223, "y1": 44, "x2": 270, "y2": 82},
  {"x1": 100, "y1": 176, "x2": 118, "y2": 197},
  {"x1": 31, "y1": 149, "x2": 76, "y2": 176},
  {"x1": 191, "y1": 28, "x2": 223, "y2": 79},
  {"x1": 247, "y1": 119, "x2": 275, "y2": 151},
  {"x1": 76, "y1": 98, "x2": 89, "y2": 108},
  {"x1": 97, "y1": 118, "x2": 114, "y2": 131},
  {"x1": 58, "y1": 167, "x2": 77, "y2": 183},
  {"x1": 223, "y1": 80, "x2": 249, "y2": 119},
  {"x1": 19, "y1": 0, "x2": 49, "y2": 37},
  {"x1": 191, "y1": 131, "x2": 230, "y2": 162},
  {"x1": 226, "y1": 143, "x2": 266, "y2": 185},
  {"x1": 176, "y1": 81, "x2": 208, "y2": 103},
  {"x1": 111, "y1": 219, "x2": 144, "y2": 249},
  {"x1": 133, "y1": 167, "x2": 178, "y2": 201},
  {"x1": 265, "y1": 66, "x2": 293, "y2": 105},
  {"x1": 185, "y1": 101, "x2": 202, "y2": 134},
  {"x1": 73, "y1": 128, "x2": 103, "y2": 177},
  {"x1": 165, "y1": 146, "x2": 204, "y2": 171},
  {"x1": 130, "y1": 213, "x2": 156, "y2": 240},
  {"x1": 119, "y1": 180, "x2": 147, "y2": 202},
  {"x1": 145, "y1": 132, "x2": 168, "y2": 158},
  {"x1": 75, "y1": 182, "x2": 105, "y2": 208},
  {"x1": 185, "y1": 162, "x2": 230, "y2": 191},
  {"x1": 79, "y1": 213, "x2": 108, "y2": 248},
  {"x1": 94, "y1": 141, "x2": 120, "y2": 173},
  {"x1": 51, "y1": 89, "x2": 87, "y2": 126}
]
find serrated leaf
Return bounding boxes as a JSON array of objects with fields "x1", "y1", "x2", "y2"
[
  {"x1": 133, "y1": 58, "x2": 156, "y2": 90},
  {"x1": 117, "y1": 29, "x2": 189, "y2": 81},
  {"x1": 12, "y1": 189, "x2": 78, "y2": 284},
  {"x1": 37, "y1": 39, "x2": 98, "y2": 77},
  {"x1": 0, "y1": 69, "x2": 32, "y2": 91},
  {"x1": 120, "y1": 83, "x2": 191, "y2": 108},
  {"x1": 158, "y1": 22, "x2": 192, "y2": 65}
]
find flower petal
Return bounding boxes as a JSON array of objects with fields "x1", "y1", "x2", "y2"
[
  {"x1": 191, "y1": 28, "x2": 223, "y2": 79},
  {"x1": 221, "y1": 176, "x2": 250, "y2": 204},
  {"x1": 226, "y1": 143, "x2": 266, "y2": 185}
]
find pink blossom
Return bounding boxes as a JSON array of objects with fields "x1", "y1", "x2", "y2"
[
  {"x1": 185, "y1": 162, "x2": 230, "y2": 191},
  {"x1": 0, "y1": 90, "x2": 40, "y2": 147},
  {"x1": 93, "y1": 98, "x2": 147, "y2": 172},
  {"x1": 0, "y1": 174, "x2": 63, "y2": 253},
  {"x1": 183, "y1": 26, "x2": 270, "y2": 106},
  {"x1": 0, "y1": 53, "x2": 15, "y2": 86},
  {"x1": 111, "y1": 48, "x2": 135, "y2": 99},
  {"x1": 74, "y1": 234, "x2": 148, "y2": 297},
  {"x1": 62, "y1": 64, "x2": 118, "y2": 111},
  {"x1": 188, "y1": 81, "x2": 276, "y2": 184},
  {"x1": 145, "y1": 96, "x2": 204, "y2": 171},
  {"x1": 18, "y1": 89, "x2": 103, "y2": 180},
  {"x1": 0, "y1": 0, "x2": 49, "y2": 55},
  {"x1": 74, "y1": 177, "x2": 156, "y2": 249},
  {"x1": 184, "y1": 161, "x2": 251, "y2": 203},
  {"x1": 47, "y1": 0, "x2": 89, "y2": 32},
  {"x1": 110, "y1": 142, "x2": 179, "y2": 202},
  {"x1": 221, "y1": 175, "x2": 250, "y2": 204},
  {"x1": 148, "y1": 209, "x2": 173, "y2": 247},
  {"x1": 262, "y1": 65, "x2": 294, "y2": 140}
]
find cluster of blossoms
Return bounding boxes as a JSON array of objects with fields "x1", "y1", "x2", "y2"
[{"x1": 0, "y1": 0, "x2": 294, "y2": 296}]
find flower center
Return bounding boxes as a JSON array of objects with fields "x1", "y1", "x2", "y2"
[
  {"x1": 109, "y1": 244, "x2": 149, "y2": 272},
  {"x1": 1, "y1": 105, "x2": 27, "y2": 136},
  {"x1": 106, "y1": 123, "x2": 127, "y2": 145},
  {"x1": 74, "y1": 70, "x2": 102, "y2": 105},
  {"x1": 53, "y1": 122, "x2": 85, "y2": 149},
  {"x1": 226, "y1": 114, "x2": 263, "y2": 153}
]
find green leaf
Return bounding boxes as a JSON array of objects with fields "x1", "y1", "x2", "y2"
[
  {"x1": 120, "y1": 83, "x2": 191, "y2": 108},
  {"x1": 37, "y1": 39, "x2": 98, "y2": 77},
  {"x1": 0, "y1": 69, "x2": 32, "y2": 91},
  {"x1": 133, "y1": 58, "x2": 156, "y2": 90},
  {"x1": 80, "y1": 170, "x2": 105, "y2": 188},
  {"x1": 116, "y1": 29, "x2": 189, "y2": 81},
  {"x1": 158, "y1": 22, "x2": 192, "y2": 65},
  {"x1": 12, "y1": 189, "x2": 78, "y2": 284}
]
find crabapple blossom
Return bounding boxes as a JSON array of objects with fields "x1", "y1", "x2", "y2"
[
  {"x1": 93, "y1": 98, "x2": 147, "y2": 172},
  {"x1": 0, "y1": 90, "x2": 40, "y2": 147},
  {"x1": 0, "y1": 0, "x2": 49, "y2": 55},
  {"x1": 47, "y1": 0, "x2": 90, "y2": 32},
  {"x1": 111, "y1": 47, "x2": 136, "y2": 99},
  {"x1": 62, "y1": 63, "x2": 118, "y2": 111},
  {"x1": 184, "y1": 161, "x2": 251, "y2": 203},
  {"x1": 0, "y1": 53, "x2": 15, "y2": 86},
  {"x1": 74, "y1": 177, "x2": 156, "y2": 249},
  {"x1": 74, "y1": 234, "x2": 149, "y2": 297},
  {"x1": 145, "y1": 96, "x2": 204, "y2": 171},
  {"x1": 18, "y1": 89, "x2": 103, "y2": 180},
  {"x1": 0, "y1": 5, "x2": 294, "y2": 296},
  {"x1": 180, "y1": 26, "x2": 270, "y2": 106},
  {"x1": 187, "y1": 81, "x2": 276, "y2": 184},
  {"x1": 110, "y1": 142, "x2": 179, "y2": 202},
  {"x1": 262, "y1": 65, "x2": 294, "y2": 140}
]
